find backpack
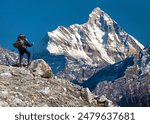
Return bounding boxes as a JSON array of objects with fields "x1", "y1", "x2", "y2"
[{"x1": 13, "y1": 40, "x2": 24, "y2": 48}]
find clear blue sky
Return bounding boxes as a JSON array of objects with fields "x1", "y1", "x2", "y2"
[{"x1": 0, "y1": 0, "x2": 150, "y2": 50}]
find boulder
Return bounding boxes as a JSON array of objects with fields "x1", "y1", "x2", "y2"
[
  {"x1": 29, "y1": 59, "x2": 53, "y2": 78},
  {"x1": 81, "y1": 88, "x2": 95, "y2": 103},
  {"x1": 96, "y1": 95, "x2": 115, "y2": 107}
]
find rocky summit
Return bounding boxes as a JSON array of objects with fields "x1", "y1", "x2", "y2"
[{"x1": 0, "y1": 59, "x2": 115, "y2": 107}]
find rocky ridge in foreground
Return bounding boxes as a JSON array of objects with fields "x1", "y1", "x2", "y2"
[{"x1": 0, "y1": 59, "x2": 115, "y2": 107}]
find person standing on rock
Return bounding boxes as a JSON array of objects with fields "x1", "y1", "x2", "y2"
[{"x1": 13, "y1": 34, "x2": 33, "y2": 67}]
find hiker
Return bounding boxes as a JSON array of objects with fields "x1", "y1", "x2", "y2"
[{"x1": 13, "y1": 34, "x2": 33, "y2": 67}]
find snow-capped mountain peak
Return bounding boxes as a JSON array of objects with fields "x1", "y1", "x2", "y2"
[
  {"x1": 88, "y1": 7, "x2": 113, "y2": 26},
  {"x1": 44, "y1": 7, "x2": 143, "y2": 65},
  {"x1": 34, "y1": 7, "x2": 144, "y2": 83}
]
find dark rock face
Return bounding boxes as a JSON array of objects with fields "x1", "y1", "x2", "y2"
[
  {"x1": 82, "y1": 56, "x2": 135, "y2": 91},
  {"x1": 92, "y1": 47, "x2": 150, "y2": 107}
]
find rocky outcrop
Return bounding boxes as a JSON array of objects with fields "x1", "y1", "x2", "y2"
[
  {"x1": 80, "y1": 88, "x2": 115, "y2": 107},
  {"x1": 0, "y1": 59, "x2": 115, "y2": 107}
]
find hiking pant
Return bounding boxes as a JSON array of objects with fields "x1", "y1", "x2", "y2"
[{"x1": 18, "y1": 48, "x2": 30, "y2": 66}]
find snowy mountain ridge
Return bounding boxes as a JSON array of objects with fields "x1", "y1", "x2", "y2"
[{"x1": 0, "y1": 46, "x2": 18, "y2": 65}]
